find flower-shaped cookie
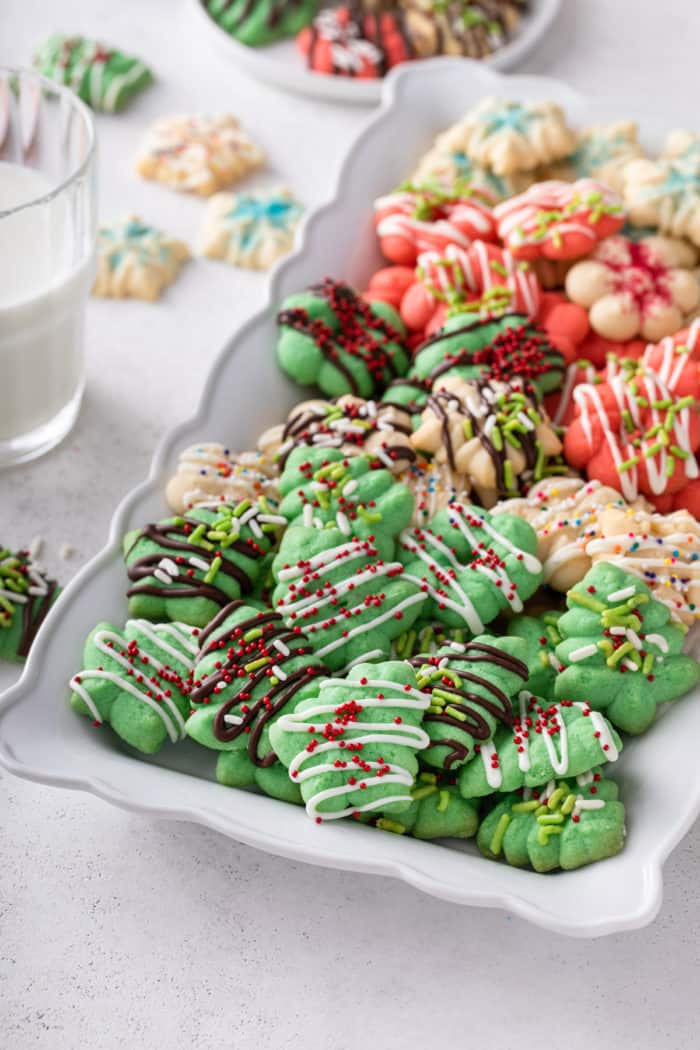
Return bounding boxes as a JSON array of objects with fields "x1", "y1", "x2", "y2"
[
  {"x1": 93, "y1": 217, "x2": 190, "y2": 301},
  {"x1": 565, "y1": 234, "x2": 700, "y2": 341},
  {"x1": 493, "y1": 178, "x2": 625, "y2": 260},
  {"x1": 477, "y1": 773, "x2": 625, "y2": 872},
  {"x1": 442, "y1": 97, "x2": 576, "y2": 176},
  {"x1": 165, "y1": 443, "x2": 280, "y2": 513},
  {"x1": 136, "y1": 114, "x2": 264, "y2": 195},
  {"x1": 373, "y1": 180, "x2": 497, "y2": 265},
  {"x1": 410, "y1": 376, "x2": 563, "y2": 506},
  {"x1": 622, "y1": 129, "x2": 700, "y2": 246},
  {"x1": 563, "y1": 356, "x2": 700, "y2": 509},
  {"x1": 199, "y1": 188, "x2": 303, "y2": 270},
  {"x1": 550, "y1": 121, "x2": 645, "y2": 192}
]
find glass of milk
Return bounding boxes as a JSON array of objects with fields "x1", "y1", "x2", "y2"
[{"x1": 0, "y1": 68, "x2": 97, "y2": 467}]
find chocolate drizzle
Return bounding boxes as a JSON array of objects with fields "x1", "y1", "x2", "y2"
[
  {"x1": 17, "y1": 579, "x2": 57, "y2": 658},
  {"x1": 191, "y1": 603, "x2": 325, "y2": 766},
  {"x1": 278, "y1": 397, "x2": 415, "y2": 469}
]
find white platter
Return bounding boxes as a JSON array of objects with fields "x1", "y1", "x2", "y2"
[
  {"x1": 188, "y1": 0, "x2": 562, "y2": 105},
  {"x1": 1, "y1": 59, "x2": 698, "y2": 939}
]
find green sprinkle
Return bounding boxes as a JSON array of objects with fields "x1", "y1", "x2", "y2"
[
  {"x1": 419, "y1": 772, "x2": 437, "y2": 784},
  {"x1": 537, "y1": 812, "x2": 565, "y2": 826},
  {"x1": 444, "y1": 705, "x2": 467, "y2": 722},
  {"x1": 376, "y1": 818, "x2": 407, "y2": 835},
  {"x1": 547, "y1": 787, "x2": 566, "y2": 811},
  {"x1": 671, "y1": 445, "x2": 691, "y2": 459},
  {"x1": 511, "y1": 800, "x2": 540, "y2": 813},
  {"x1": 489, "y1": 812, "x2": 511, "y2": 856},
  {"x1": 463, "y1": 418, "x2": 474, "y2": 440},
  {"x1": 357, "y1": 507, "x2": 382, "y2": 523},
  {"x1": 503, "y1": 459, "x2": 515, "y2": 492},
  {"x1": 606, "y1": 641, "x2": 633, "y2": 667},
  {"x1": 411, "y1": 785, "x2": 438, "y2": 801},
  {"x1": 437, "y1": 790, "x2": 450, "y2": 813},
  {"x1": 618, "y1": 455, "x2": 639, "y2": 473},
  {"x1": 537, "y1": 824, "x2": 563, "y2": 846},
  {"x1": 642, "y1": 652, "x2": 655, "y2": 675},
  {"x1": 569, "y1": 591, "x2": 607, "y2": 612},
  {"x1": 561, "y1": 793, "x2": 577, "y2": 815},
  {"x1": 244, "y1": 656, "x2": 270, "y2": 673},
  {"x1": 233, "y1": 499, "x2": 251, "y2": 518},
  {"x1": 243, "y1": 627, "x2": 263, "y2": 642},
  {"x1": 203, "y1": 556, "x2": 222, "y2": 585}
]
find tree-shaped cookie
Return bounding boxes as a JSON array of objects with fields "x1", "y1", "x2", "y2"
[
  {"x1": 271, "y1": 526, "x2": 426, "y2": 671},
  {"x1": 410, "y1": 635, "x2": 528, "y2": 770},
  {"x1": 185, "y1": 601, "x2": 328, "y2": 803},
  {"x1": 123, "y1": 500, "x2": 285, "y2": 628},
  {"x1": 0, "y1": 548, "x2": 60, "y2": 663},
  {"x1": 365, "y1": 776, "x2": 479, "y2": 840},
  {"x1": 269, "y1": 660, "x2": 430, "y2": 822},
  {"x1": 554, "y1": 562, "x2": 700, "y2": 734},
  {"x1": 278, "y1": 446, "x2": 414, "y2": 542},
  {"x1": 458, "y1": 691, "x2": 622, "y2": 798},
  {"x1": 399, "y1": 502, "x2": 543, "y2": 632},
  {"x1": 69, "y1": 619, "x2": 198, "y2": 753},
  {"x1": 506, "y1": 612, "x2": 564, "y2": 699},
  {"x1": 277, "y1": 278, "x2": 409, "y2": 398},
  {"x1": 34, "y1": 34, "x2": 153, "y2": 112},
  {"x1": 477, "y1": 772, "x2": 625, "y2": 871}
]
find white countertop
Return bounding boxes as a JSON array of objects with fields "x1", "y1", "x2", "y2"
[{"x1": 2, "y1": 2, "x2": 700, "y2": 1047}]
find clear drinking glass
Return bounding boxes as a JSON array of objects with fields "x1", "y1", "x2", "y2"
[{"x1": 0, "y1": 67, "x2": 97, "y2": 467}]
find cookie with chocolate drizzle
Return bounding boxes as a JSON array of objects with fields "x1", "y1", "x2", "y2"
[
  {"x1": 205, "y1": 0, "x2": 317, "y2": 46},
  {"x1": 0, "y1": 547, "x2": 59, "y2": 663}
]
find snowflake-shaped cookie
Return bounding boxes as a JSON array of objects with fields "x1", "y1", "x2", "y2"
[
  {"x1": 200, "y1": 187, "x2": 303, "y2": 270},
  {"x1": 136, "y1": 114, "x2": 265, "y2": 195},
  {"x1": 92, "y1": 217, "x2": 190, "y2": 301},
  {"x1": 622, "y1": 130, "x2": 700, "y2": 246},
  {"x1": 551, "y1": 121, "x2": 645, "y2": 192}
]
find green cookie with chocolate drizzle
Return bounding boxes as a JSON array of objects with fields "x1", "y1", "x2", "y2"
[
  {"x1": 0, "y1": 548, "x2": 60, "y2": 663},
  {"x1": 392, "y1": 620, "x2": 472, "y2": 659},
  {"x1": 411, "y1": 635, "x2": 529, "y2": 771},
  {"x1": 123, "y1": 500, "x2": 286, "y2": 628},
  {"x1": 271, "y1": 525, "x2": 426, "y2": 672},
  {"x1": 399, "y1": 502, "x2": 543, "y2": 632},
  {"x1": 477, "y1": 773, "x2": 625, "y2": 872},
  {"x1": 205, "y1": 0, "x2": 316, "y2": 45},
  {"x1": 277, "y1": 278, "x2": 410, "y2": 399},
  {"x1": 382, "y1": 313, "x2": 564, "y2": 413},
  {"x1": 362, "y1": 778, "x2": 479, "y2": 840},
  {"x1": 554, "y1": 561, "x2": 700, "y2": 734},
  {"x1": 506, "y1": 612, "x2": 564, "y2": 699},
  {"x1": 186, "y1": 601, "x2": 328, "y2": 803},
  {"x1": 278, "y1": 446, "x2": 415, "y2": 544},
  {"x1": 69, "y1": 618, "x2": 198, "y2": 754},
  {"x1": 458, "y1": 691, "x2": 622, "y2": 799}
]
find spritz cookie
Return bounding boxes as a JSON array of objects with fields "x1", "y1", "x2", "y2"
[
  {"x1": 34, "y1": 34, "x2": 152, "y2": 112},
  {"x1": 93, "y1": 217, "x2": 190, "y2": 301},
  {"x1": 550, "y1": 121, "x2": 645, "y2": 192},
  {"x1": 136, "y1": 114, "x2": 265, "y2": 196},
  {"x1": 200, "y1": 187, "x2": 303, "y2": 270},
  {"x1": 622, "y1": 130, "x2": 700, "y2": 247},
  {"x1": 165, "y1": 443, "x2": 280, "y2": 513}
]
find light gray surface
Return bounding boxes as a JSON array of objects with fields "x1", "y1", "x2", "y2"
[{"x1": 1, "y1": 1, "x2": 700, "y2": 1047}]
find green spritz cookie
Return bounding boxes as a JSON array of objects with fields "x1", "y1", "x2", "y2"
[
  {"x1": 458, "y1": 691, "x2": 622, "y2": 799},
  {"x1": 185, "y1": 601, "x2": 328, "y2": 803},
  {"x1": 399, "y1": 502, "x2": 543, "y2": 632},
  {"x1": 269, "y1": 660, "x2": 430, "y2": 823},
  {"x1": 34, "y1": 35, "x2": 153, "y2": 112},
  {"x1": 554, "y1": 562, "x2": 700, "y2": 734},
  {"x1": 205, "y1": 0, "x2": 316, "y2": 46},
  {"x1": 277, "y1": 278, "x2": 410, "y2": 399},
  {"x1": 366, "y1": 777, "x2": 479, "y2": 840},
  {"x1": 477, "y1": 773, "x2": 625, "y2": 872},
  {"x1": 392, "y1": 621, "x2": 472, "y2": 658},
  {"x1": 382, "y1": 313, "x2": 564, "y2": 412},
  {"x1": 69, "y1": 618, "x2": 197, "y2": 753},
  {"x1": 0, "y1": 548, "x2": 60, "y2": 663},
  {"x1": 278, "y1": 446, "x2": 414, "y2": 543},
  {"x1": 409, "y1": 636, "x2": 529, "y2": 771},
  {"x1": 271, "y1": 526, "x2": 426, "y2": 671},
  {"x1": 507, "y1": 612, "x2": 564, "y2": 699},
  {"x1": 123, "y1": 500, "x2": 285, "y2": 628}
]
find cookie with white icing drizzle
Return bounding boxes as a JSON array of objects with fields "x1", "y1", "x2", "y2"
[
  {"x1": 399, "y1": 502, "x2": 543, "y2": 632},
  {"x1": 69, "y1": 619, "x2": 198, "y2": 754},
  {"x1": 554, "y1": 562, "x2": 700, "y2": 734},
  {"x1": 271, "y1": 526, "x2": 426, "y2": 672},
  {"x1": 0, "y1": 547, "x2": 60, "y2": 663},
  {"x1": 396, "y1": 455, "x2": 471, "y2": 528},
  {"x1": 269, "y1": 660, "x2": 431, "y2": 823},
  {"x1": 185, "y1": 601, "x2": 328, "y2": 803},
  {"x1": 165, "y1": 443, "x2": 280, "y2": 513},
  {"x1": 477, "y1": 772, "x2": 625, "y2": 872},
  {"x1": 34, "y1": 34, "x2": 152, "y2": 112},
  {"x1": 458, "y1": 690, "x2": 622, "y2": 798}
]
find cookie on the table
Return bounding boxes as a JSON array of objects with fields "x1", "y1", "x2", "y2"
[
  {"x1": 271, "y1": 526, "x2": 426, "y2": 671},
  {"x1": 410, "y1": 376, "x2": 564, "y2": 507},
  {"x1": 458, "y1": 691, "x2": 622, "y2": 798},
  {"x1": 199, "y1": 188, "x2": 303, "y2": 270},
  {"x1": 0, "y1": 548, "x2": 59, "y2": 663},
  {"x1": 185, "y1": 602, "x2": 328, "y2": 803},
  {"x1": 410, "y1": 635, "x2": 529, "y2": 772},
  {"x1": 123, "y1": 501, "x2": 285, "y2": 628},
  {"x1": 269, "y1": 660, "x2": 431, "y2": 822},
  {"x1": 554, "y1": 562, "x2": 700, "y2": 734},
  {"x1": 277, "y1": 278, "x2": 409, "y2": 398},
  {"x1": 69, "y1": 618, "x2": 198, "y2": 753},
  {"x1": 398, "y1": 502, "x2": 543, "y2": 633},
  {"x1": 206, "y1": 0, "x2": 317, "y2": 46},
  {"x1": 434, "y1": 98, "x2": 576, "y2": 177},
  {"x1": 93, "y1": 217, "x2": 190, "y2": 301},
  {"x1": 477, "y1": 773, "x2": 625, "y2": 872},
  {"x1": 136, "y1": 114, "x2": 264, "y2": 196},
  {"x1": 549, "y1": 121, "x2": 645, "y2": 192},
  {"x1": 165, "y1": 443, "x2": 280, "y2": 513},
  {"x1": 622, "y1": 129, "x2": 700, "y2": 247},
  {"x1": 34, "y1": 34, "x2": 152, "y2": 112}
]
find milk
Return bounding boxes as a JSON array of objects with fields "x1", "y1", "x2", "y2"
[{"x1": 0, "y1": 162, "x2": 94, "y2": 454}]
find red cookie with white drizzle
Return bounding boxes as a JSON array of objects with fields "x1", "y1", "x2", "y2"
[
  {"x1": 373, "y1": 180, "x2": 497, "y2": 266},
  {"x1": 493, "y1": 178, "x2": 625, "y2": 260},
  {"x1": 563, "y1": 353, "x2": 700, "y2": 512}
]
